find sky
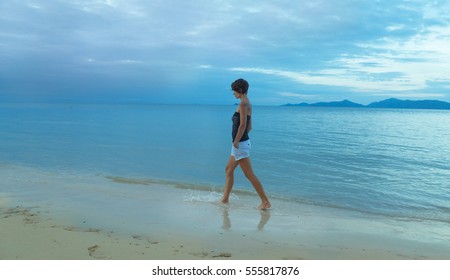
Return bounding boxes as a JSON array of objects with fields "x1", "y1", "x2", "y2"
[{"x1": 1, "y1": 0, "x2": 450, "y2": 105}]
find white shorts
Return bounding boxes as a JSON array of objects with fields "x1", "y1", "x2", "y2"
[{"x1": 231, "y1": 139, "x2": 251, "y2": 161}]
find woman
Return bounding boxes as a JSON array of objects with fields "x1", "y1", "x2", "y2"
[{"x1": 221, "y1": 78, "x2": 271, "y2": 210}]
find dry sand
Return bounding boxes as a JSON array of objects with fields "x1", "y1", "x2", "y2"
[{"x1": 2, "y1": 202, "x2": 450, "y2": 260}]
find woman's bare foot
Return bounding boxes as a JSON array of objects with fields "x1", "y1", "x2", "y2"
[{"x1": 258, "y1": 201, "x2": 271, "y2": 210}]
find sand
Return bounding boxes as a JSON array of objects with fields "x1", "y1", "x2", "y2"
[
  {"x1": 1, "y1": 201, "x2": 450, "y2": 260},
  {"x1": 0, "y1": 205, "x2": 234, "y2": 260},
  {"x1": 1, "y1": 165, "x2": 450, "y2": 260}
]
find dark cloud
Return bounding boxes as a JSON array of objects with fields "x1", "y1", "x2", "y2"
[{"x1": 1, "y1": 0, "x2": 449, "y2": 104}]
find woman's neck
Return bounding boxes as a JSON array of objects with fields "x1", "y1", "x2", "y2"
[{"x1": 240, "y1": 95, "x2": 249, "y2": 103}]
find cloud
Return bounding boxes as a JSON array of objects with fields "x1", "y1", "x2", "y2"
[
  {"x1": 340, "y1": 26, "x2": 450, "y2": 90},
  {"x1": 1, "y1": 0, "x2": 450, "y2": 104},
  {"x1": 197, "y1": 64, "x2": 212, "y2": 69},
  {"x1": 230, "y1": 4, "x2": 450, "y2": 99},
  {"x1": 278, "y1": 92, "x2": 318, "y2": 100},
  {"x1": 230, "y1": 66, "x2": 417, "y2": 92},
  {"x1": 84, "y1": 58, "x2": 143, "y2": 65},
  {"x1": 372, "y1": 93, "x2": 447, "y2": 99}
]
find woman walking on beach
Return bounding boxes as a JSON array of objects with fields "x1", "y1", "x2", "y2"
[{"x1": 221, "y1": 78, "x2": 271, "y2": 210}]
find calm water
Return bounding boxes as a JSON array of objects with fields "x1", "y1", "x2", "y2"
[{"x1": 1, "y1": 103, "x2": 450, "y2": 224}]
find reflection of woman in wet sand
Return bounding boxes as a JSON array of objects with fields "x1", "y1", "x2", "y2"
[
  {"x1": 221, "y1": 78, "x2": 271, "y2": 210},
  {"x1": 221, "y1": 207, "x2": 270, "y2": 231}
]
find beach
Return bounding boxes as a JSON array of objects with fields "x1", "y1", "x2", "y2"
[
  {"x1": 1, "y1": 164, "x2": 449, "y2": 260},
  {"x1": 1, "y1": 104, "x2": 450, "y2": 260}
]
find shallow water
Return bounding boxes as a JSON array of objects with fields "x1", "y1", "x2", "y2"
[{"x1": 1, "y1": 103, "x2": 450, "y2": 226}]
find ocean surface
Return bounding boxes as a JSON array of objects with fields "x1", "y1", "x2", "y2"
[{"x1": 1, "y1": 103, "x2": 450, "y2": 227}]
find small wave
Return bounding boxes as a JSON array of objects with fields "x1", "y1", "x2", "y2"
[
  {"x1": 106, "y1": 175, "x2": 255, "y2": 196},
  {"x1": 106, "y1": 176, "x2": 169, "y2": 186},
  {"x1": 183, "y1": 190, "x2": 242, "y2": 203},
  {"x1": 106, "y1": 176, "x2": 450, "y2": 225},
  {"x1": 183, "y1": 190, "x2": 223, "y2": 203}
]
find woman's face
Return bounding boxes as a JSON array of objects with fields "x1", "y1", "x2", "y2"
[{"x1": 233, "y1": 91, "x2": 241, "y2": 99}]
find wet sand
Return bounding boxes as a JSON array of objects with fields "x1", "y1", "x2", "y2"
[
  {"x1": 1, "y1": 193, "x2": 450, "y2": 260},
  {"x1": 1, "y1": 165, "x2": 450, "y2": 260}
]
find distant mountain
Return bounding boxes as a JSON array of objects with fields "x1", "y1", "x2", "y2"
[
  {"x1": 285, "y1": 99, "x2": 364, "y2": 108},
  {"x1": 366, "y1": 98, "x2": 450, "y2": 109},
  {"x1": 284, "y1": 98, "x2": 450, "y2": 110}
]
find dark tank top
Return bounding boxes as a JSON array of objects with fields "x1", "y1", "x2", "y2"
[{"x1": 232, "y1": 112, "x2": 250, "y2": 142}]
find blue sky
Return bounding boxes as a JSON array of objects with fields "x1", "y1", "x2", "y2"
[{"x1": 1, "y1": 0, "x2": 450, "y2": 105}]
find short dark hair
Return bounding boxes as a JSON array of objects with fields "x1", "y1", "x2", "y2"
[{"x1": 231, "y1": 78, "x2": 249, "y2": 94}]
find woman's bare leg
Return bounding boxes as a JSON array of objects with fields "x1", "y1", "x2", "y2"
[
  {"x1": 239, "y1": 158, "x2": 271, "y2": 210},
  {"x1": 221, "y1": 156, "x2": 239, "y2": 204}
]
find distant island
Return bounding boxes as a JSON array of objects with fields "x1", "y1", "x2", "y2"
[{"x1": 284, "y1": 98, "x2": 450, "y2": 110}]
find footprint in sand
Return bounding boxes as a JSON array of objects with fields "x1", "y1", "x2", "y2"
[
  {"x1": 132, "y1": 235, "x2": 159, "y2": 245},
  {"x1": 212, "y1": 252, "x2": 232, "y2": 258},
  {"x1": 65, "y1": 226, "x2": 101, "y2": 233},
  {"x1": 190, "y1": 251, "x2": 209, "y2": 258},
  {"x1": 88, "y1": 245, "x2": 111, "y2": 260}
]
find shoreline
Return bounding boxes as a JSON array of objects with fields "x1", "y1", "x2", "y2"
[
  {"x1": 2, "y1": 200, "x2": 450, "y2": 260},
  {"x1": 1, "y1": 164, "x2": 449, "y2": 260}
]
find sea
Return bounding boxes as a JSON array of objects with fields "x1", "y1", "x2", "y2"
[{"x1": 1, "y1": 103, "x2": 450, "y2": 230}]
